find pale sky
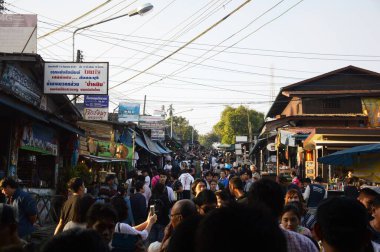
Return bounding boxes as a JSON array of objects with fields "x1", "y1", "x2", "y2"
[{"x1": 5, "y1": 0, "x2": 380, "y2": 135}]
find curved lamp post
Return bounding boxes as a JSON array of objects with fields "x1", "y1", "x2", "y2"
[{"x1": 72, "y1": 3, "x2": 153, "y2": 61}]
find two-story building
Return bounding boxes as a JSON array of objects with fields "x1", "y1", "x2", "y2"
[{"x1": 252, "y1": 66, "x2": 380, "y2": 180}]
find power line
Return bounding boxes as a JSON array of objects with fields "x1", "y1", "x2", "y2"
[{"x1": 109, "y1": 0, "x2": 253, "y2": 90}]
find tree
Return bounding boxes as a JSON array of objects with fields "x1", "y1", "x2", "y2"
[
  {"x1": 213, "y1": 105, "x2": 264, "y2": 144},
  {"x1": 199, "y1": 131, "x2": 220, "y2": 149},
  {"x1": 166, "y1": 116, "x2": 198, "y2": 143}
]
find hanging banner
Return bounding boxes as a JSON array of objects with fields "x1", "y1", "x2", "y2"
[
  {"x1": 118, "y1": 103, "x2": 140, "y2": 122},
  {"x1": 44, "y1": 62, "x2": 109, "y2": 95}
]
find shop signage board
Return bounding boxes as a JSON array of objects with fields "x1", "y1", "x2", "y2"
[
  {"x1": 139, "y1": 116, "x2": 165, "y2": 130},
  {"x1": 236, "y1": 136, "x2": 248, "y2": 142},
  {"x1": 83, "y1": 95, "x2": 109, "y2": 121},
  {"x1": 84, "y1": 95, "x2": 109, "y2": 108},
  {"x1": 151, "y1": 129, "x2": 165, "y2": 141},
  {"x1": 118, "y1": 103, "x2": 140, "y2": 122},
  {"x1": 20, "y1": 123, "x2": 58, "y2": 156},
  {"x1": 0, "y1": 14, "x2": 37, "y2": 53},
  {"x1": 83, "y1": 108, "x2": 108, "y2": 121},
  {"x1": 44, "y1": 62, "x2": 109, "y2": 95},
  {"x1": 305, "y1": 161, "x2": 315, "y2": 178},
  {"x1": 0, "y1": 64, "x2": 42, "y2": 107}
]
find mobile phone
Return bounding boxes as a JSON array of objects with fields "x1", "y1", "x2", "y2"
[{"x1": 150, "y1": 205, "x2": 155, "y2": 215}]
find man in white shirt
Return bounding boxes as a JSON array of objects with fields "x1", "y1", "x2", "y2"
[{"x1": 178, "y1": 169, "x2": 194, "y2": 199}]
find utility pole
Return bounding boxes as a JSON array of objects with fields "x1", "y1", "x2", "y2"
[
  {"x1": 74, "y1": 50, "x2": 83, "y2": 105},
  {"x1": 168, "y1": 104, "x2": 174, "y2": 138},
  {"x1": 143, "y1": 95, "x2": 146, "y2": 115}
]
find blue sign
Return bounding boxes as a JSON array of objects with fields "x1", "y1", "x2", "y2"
[
  {"x1": 118, "y1": 103, "x2": 140, "y2": 122},
  {"x1": 84, "y1": 95, "x2": 109, "y2": 108}
]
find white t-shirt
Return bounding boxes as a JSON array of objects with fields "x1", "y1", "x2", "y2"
[
  {"x1": 63, "y1": 221, "x2": 86, "y2": 232},
  {"x1": 164, "y1": 164, "x2": 172, "y2": 171},
  {"x1": 115, "y1": 222, "x2": 149, "y2": 240},
  {"x1": 143, "y1": 184, "x2": 151, "y2": 207},
  {"x1": 166, "y1": 186, "x2": 176, "y2": 202},
  {"x1": 178, "y1": 173, "x2": 194, "y2": 191}
]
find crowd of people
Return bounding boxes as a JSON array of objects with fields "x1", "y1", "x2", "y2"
[{"x1": 1, "y1": 153, "x2": 380, "y2": 252}]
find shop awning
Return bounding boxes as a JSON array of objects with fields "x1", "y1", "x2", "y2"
[
  {"x1": 154, "y1": 142, "x2": 170, "y2": 154},
  {"x1": 157, "y1": 142, "x2": 172, "y2": 153},
  {"x1": 82, "y1": 154, "x2": 128, "y2": 162},
  {"x1": 142, "y1": 132, "x2": 163, "y2": 155},
  {"x1": 0, "y1": 93, "x2": 85, "y2": 136},
  {"x1": 135, "y1": 133, "x2": 156, "y2": 154}
]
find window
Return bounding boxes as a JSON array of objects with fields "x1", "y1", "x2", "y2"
[{"x1": 322, "y1": 99, "x2": 340, "y2": 109}]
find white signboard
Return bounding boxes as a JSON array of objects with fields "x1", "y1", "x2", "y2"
[
  {"x1": 44, "y1": 62, "x2": 109, "y2": 95},
  {"x1": 83, "y1": 107, "x2": 108, "y2": 121},
  {"x1": 236, "y1": 136, "x2": 248, "y2": 142},
  {"x1": 0, "y1": 14, "x2": 37, "y2": 53}
]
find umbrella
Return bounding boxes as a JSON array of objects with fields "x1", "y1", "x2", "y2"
[{"x1": 318, "y1": 143, "x2": 380, "y2": 166}]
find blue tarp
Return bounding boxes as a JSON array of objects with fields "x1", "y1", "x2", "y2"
[{"x1": 318, "y1": 143, "x2": 380, "y2": 166}]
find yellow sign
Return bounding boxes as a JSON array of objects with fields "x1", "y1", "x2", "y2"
[{"x1": 305, "y1": 161, "x2": 315, "y2": 178}]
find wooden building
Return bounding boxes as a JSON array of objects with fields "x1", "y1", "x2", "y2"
[{"x1": 252, "y1": 66, "x2": 380, "y2": 180}]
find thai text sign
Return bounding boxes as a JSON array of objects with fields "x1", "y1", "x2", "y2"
[
  {"x1": 139, "y1": 116, "x2": 165, "y2": 130},
  {"x1": 84, "y1": 95, "x2": 109, "y2": 108},
  {"x1": 44, "y1": 62, "x2": 109, "y2": 95},
  {"x1": 0, "y1": 14, "x2": 37, "y2": 53},
  {"x1": 83, "y1": 108, "x2": 108, "y2": 121},
  {"x1": 0, "y1": 64, "x2": 41, "y2": 106},
  {"x1": 118, "y1": 103, "x2": 140, "y2": 122}
]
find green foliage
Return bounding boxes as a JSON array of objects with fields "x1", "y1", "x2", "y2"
[
  {"x1": 199, "y1": 131, "x2": 220, "y2": 148},
  {"x1": 166, "y1": 116, "x2": 198, "y2": 142},
  {"x1": 213, "y1": 105, "x2": 264, "y2": 144},
  {"x1": 58, "y1": 163, "x2": 93, "y2": 194}
]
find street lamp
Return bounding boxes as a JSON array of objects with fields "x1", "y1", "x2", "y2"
[{"x1": 72, "y1": 3, "x2": 153, "y2": 61}]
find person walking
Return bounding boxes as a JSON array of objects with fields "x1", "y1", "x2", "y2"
[
  {"x1": 54, "y1": 177, "x2": 86, "y2": 235},
  {"x1": 0, "y1": 177, "x2": 37, "y2": 239},
  {"x1": 178, "y1": 169, "x2": 194, "y2": 199}
]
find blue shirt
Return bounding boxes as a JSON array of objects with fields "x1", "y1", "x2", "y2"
[
  {"x1": 9, "y1": 188, "x2": 38, "y2": 238},
  {"x1": 219, "y1": 178, "x2": 229, "y2": 189}
]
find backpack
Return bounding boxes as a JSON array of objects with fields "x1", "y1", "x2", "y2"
[{"x1": 111, "y1": 223, "x2": 140, "y2": 252}]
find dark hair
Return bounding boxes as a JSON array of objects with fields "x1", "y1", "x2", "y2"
[
  {"x1": 195, "y1": 204, "x2": 287, "y2": 252},
  {"x1": 41, "y1": 228, "x2": 109, "y2": 252},
  {"x1": 67, "y1": 177, "x2": 84, "y2": 193},
  {"x1": 194, "y1": 190, "x2": 217, "y2": 207},
  {"x1": 358, "y1": 187, "x2": 378, "y2": 199},
  {"x1": 291, "y1": 171, "x2": 296, "y2": 176},
  {"x1": 303, "y1": 178, "x2": 311, "y2": 184},
  {"x1": 191, "y1": 179, "x2": 206, "y2": 196},
  {"x1": 204, "y1": 171, "x2": 213, "y2": 177},
  {"x1": 314, "y1": 176, "x2": 323, "y2": 183},
  {"x1": 134, "y1": 181, "x2": 144, "y2": 192},
  {"x1": 73, "y1": 194, "x2": 95, "y2": 223},
  {"x1": 152, "y1": 182, "x2": 166, "y2": 197},
  {"x1": 0, "y1": 177, "x2": 18, "y2": 189},
  {"x1": 215, "y1": 190, "x2": 231, "y2": 203},
  {"x1": 136, "y1": 175, "x2": 145, "y2": 183},
  {"x1": 0, "y1": 203, "x2": 17, "y2": 225},
  {"x1": 316, "y1": 197, "x2": 371, "y2": 252},
  {"x1": 229, "y1": 177, "x2": 243, "y2": 191},
  {"x1": 248, "y1": 179, "x2": 285, "y2": 217},
  {"x1": 86, "y1": 203, "x2": 118, "y2": 227},
  {"x1": 282, "y1": 203, "x2": 301, "y2": 220},
  {"x1": 110, "y1": 195, "x2": 128, "y2": 222},
  {"x1": 105, "y1": 175, "x2": 114, "y2": 183}
]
